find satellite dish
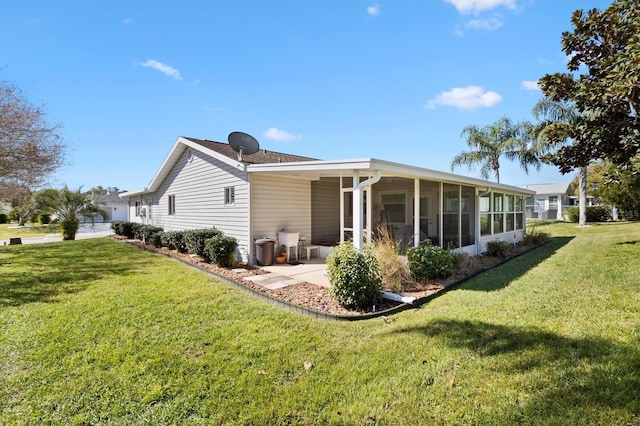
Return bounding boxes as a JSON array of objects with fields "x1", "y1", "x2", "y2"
[{"x1": 228, "y1": 131, "x2": 260, "y2": 161}]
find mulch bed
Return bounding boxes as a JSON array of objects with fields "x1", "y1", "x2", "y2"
[{"x1": 111, "y1": 235, "x2": 534, "y2": 317}]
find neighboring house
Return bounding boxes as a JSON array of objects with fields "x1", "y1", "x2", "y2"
[
  {"x1": 517, "y1": 183, "x2": 575, "y2": 220},
  {"x1": 87, "y1": 190, "x2": 129, "y2": 223},
  {"x1": 120, "y1": 136, "x2": 535, "y2": 264}
]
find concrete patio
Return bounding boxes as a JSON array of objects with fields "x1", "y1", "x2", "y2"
[{"x1": 248, "y1": 258, "x2": 330, "y2": 288}]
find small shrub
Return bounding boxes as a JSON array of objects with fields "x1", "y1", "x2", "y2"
[
  {"x1": 61, "y1": 218, "x2": 80, "y2": 240},
  {"x1": 203, "y1": 234, "x2": 238, "y2": 267},
  {"x1": 150, "y1": 231, "x2": 164, "y2": 247},
  {"x1": 111, "y1": 221, "x2": 124, "y2": 235},
  {"x1": 326, "y1": 241, "x2": 382, "y2": 309},
  {"x1": 119, "y1": 222, "x2": 135, "y2": 238},
  {"x1": 161, "y1": 230, "x2": 188, "y2": 253},
  {"x1": 406, "y1": 241, "x2": 453, "y2": 280},
  {"x1": 0, "y1": 213, "x2": 7, "y2": 224},
  {"x1": 485, "y1": 240, "x2": 511, "y2": 258},
  {"x1": 522, "y1": 228, "x2": 550, "y2": 247},
  {"x1": 134, "y1": 225, "x2": 163, "y2": 243},
  {"x1": 39, "y1": 214, "x2": 51, "y2": 225},
  {"x1": 372, "y1": 226, "x2": 410, "y2": 293},
  {"x1": 184, "y1": 228, "x2": 222, "y2": 256},
  {"x1": 452, "y1": 251, "x2": 482, "y2": 276}
]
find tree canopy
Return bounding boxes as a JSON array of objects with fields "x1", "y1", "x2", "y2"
[
  {"x1": 0, "y1": 81, "x2": 66, "y2": 200},
  {"x1": 538, "y1": 0, "x2": 640, "y2": 173},
  {"x1": 451, "y1": 116, "x2": 537, "y2": 183}
]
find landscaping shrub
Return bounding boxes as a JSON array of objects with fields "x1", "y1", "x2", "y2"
[
  {"x1": 0, "y1": 213, "x2": 7, "y2": 224},
  {"x1": 133, "y1": 225, "x2": 164, "y2": 244},
  {"x1": 522, "y1": 228, "x2": 551, "y2": 247},
  {"x1": 485, "y1": 239, "x2": 511, "y2": 258},
  {"x1": 118, "y1": 222, "x2": 135, "y2": 238},
  {"x1": 111, "y1": 221, "x2": 124, "y2": 235},
  {"x1": 372, "y1": 226, "x2": 410, "y2": 293},
  {"x1": 326, "y1": 241, "x2": 382, "y2": 309},
  {"x1": 184, "y1": 228, "x2": 222, "y2": 256},
  {"x1": 61, "y1": 218, "x2": 80, "y2": 240},
  {"x1": 203, "y1": 234, "x2": 238, "y2": 267},
  {"x1": 567, "y1": 206, "x2": 612, "y2": 223},
  {"x1": 406, "y1": 241, "x2": 453, "y2": 280},
  {"x1": 161, "y1": 230, "x2": 188, "y2": 253},
  {"x1": 39, "y1": 214, "x2": 51, "y2": 225},
  {"x1": 452, "y1": 251, "x2": 482, "y2": 276}
]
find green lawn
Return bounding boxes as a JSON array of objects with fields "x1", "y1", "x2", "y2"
[
  {"x1": 0, "y1": 223, "x2": 60, "y2": 241},
  {"x1": 1, "y1": 222, "x2": 639, "y2": 424}
]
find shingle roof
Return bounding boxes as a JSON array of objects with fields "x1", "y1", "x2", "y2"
[
  {"x1": 517, "y1": 182, "x2": 573, "y2": 196},
  {"x1": 183, "y1": 137, "x2": 318, "y2": 164}
]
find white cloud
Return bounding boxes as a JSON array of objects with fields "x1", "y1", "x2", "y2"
[
  {"x1": 465, "y1": 16, "x2": 503, "y2": 30},
  {"x1": 445, "y1": 0, "x2": 517, "y2": 14},
  {"x1": 367, "y1": 4, "x2": 380, "y2": 16},
  {"x1": 138, "y1": 59, "x2": 182, "y2": 80},
  {"x1": 521, "y1": 80, "x2": 540, "y2": 91},
  {"x1": 425, "y1": 86, "x2": 502, "y2": 110},
  {"x1": 263, "y1": 128, "x2": 301, "y2": 142}
]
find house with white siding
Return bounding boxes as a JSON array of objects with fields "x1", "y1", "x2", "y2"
[
  {"x1": 517, "y1": 182, "x2": 575, "y2": 220},
  {"x1": 120, "y1": 136, "x2": 535, "y2": 264}
]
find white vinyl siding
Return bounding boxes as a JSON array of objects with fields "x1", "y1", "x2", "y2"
[
  {"x1": 250, "y1": 174, "x2": 312, "y2": 250},
  {"x1": 141, "y1": 148, "x2": 251, "y2": 260}
]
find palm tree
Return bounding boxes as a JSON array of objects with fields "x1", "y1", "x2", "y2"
[
  {"x1": 531, "y1": 97, "x2": 588, "y2": 227},
  {"x1": 37, "y1": 186, "x2": 108, "y2": 240},
  {"x1": 451, "y1": 116, "x2": 539, "y2": 183}
]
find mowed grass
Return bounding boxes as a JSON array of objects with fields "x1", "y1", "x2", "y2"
[
  {"x1": 0, "y1": 223, "x2": 60, "y2": 241},
  {"x1": 0, "y1": 222, "x2": 639, "y2": 425}
]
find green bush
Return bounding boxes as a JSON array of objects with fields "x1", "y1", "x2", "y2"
[
  {"x1": 161, "y1": 230, "x2": 188, "y2": 253},
  {"x1": 0, "y1": 213, "x2": 7, "y2": 224},
  {"x1": 133, "y1": 225, "x2": 163, "y2": 243},
  {"x1": 8, "y1": 208, "x2": 20, "y2": 222},
  {"x1": 111, "y1": 221, "x2": 124, "y2": 235},
  {"x1": 61, "y1": 218, "x2": 80, "y2": 240},
  {"x1": 406, "y1": 241, "x2": 453, "y2": 280},
  {"x1": 326, "y1": 241, "x2": 382, "y2": 309},
  {"x1": 184, "y1": 228, "x2": 222, "y2": 256},
  {"x1": 203, "y1": 234, "x2": 238, "y2": 267},
  {"x1": 522, "y1": 228, "x2": 550, "y2": 247},
  {"x1": 39, "y1": 214, "x2": 51, "y2": 225},
  {"x1": 567, "y1": 206, "x2": 612, "y2": 223},
  {"x1": 485, "y1": 240, "x2": 511, "y2": 258},
  {"x1": 118, "y1": 222, "x2": 135, "y2": 238}
]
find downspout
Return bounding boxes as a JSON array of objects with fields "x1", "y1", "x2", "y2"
[{"x1": 353, "y1": 170, "x2": 382, "y2": 251}]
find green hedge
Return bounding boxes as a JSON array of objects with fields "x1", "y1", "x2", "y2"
[
  {"x1": 184, "y1": 228, "x2": 222, "y2": 256},
  {"x1": 406, "y1": 241, "x2": 453, "y2": 280},
  {"x1": 203, "y1": 234, "x2": 238, "y2": 267},
  {"x1": 567, "y1": 206, "x2": 611, "y2": 223},
  {"x1": 0, "y1": 213, "x2": 7, "y2": 224}
]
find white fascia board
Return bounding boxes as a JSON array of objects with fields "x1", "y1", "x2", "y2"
[
  {"x1": 119, "y1": 189, "x2": 148, "y2": 199},
  {"x1": 248, "y1": 157, "x2": 535, "y2": 195}
]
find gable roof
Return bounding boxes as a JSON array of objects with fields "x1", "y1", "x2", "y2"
[
  {"x1": 121, "y1": 135, "x2": 536, "y2": 198},
  {"x1": 517, "y1": 182, "x2": 573, "y2": 196}
]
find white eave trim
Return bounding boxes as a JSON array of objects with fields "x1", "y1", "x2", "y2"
[{"x1": 247, "y1": 157, "x2": 536, "y2": 195}]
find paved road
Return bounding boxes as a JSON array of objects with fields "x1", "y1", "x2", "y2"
[{"x1": 2, "y1": 223, "x2": 115, "y2": 246}]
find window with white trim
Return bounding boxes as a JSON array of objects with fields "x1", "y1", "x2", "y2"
[{"x1": 224, "y1": 187, "x2": 235, "y2": 205}]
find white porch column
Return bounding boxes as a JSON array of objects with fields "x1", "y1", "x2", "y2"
[
  {"x1": 414, "y1": 178, "x2": 420, "y2": 247},
  {"x1": 352, "y1": 171, "x2": 363, "y2": 250}
]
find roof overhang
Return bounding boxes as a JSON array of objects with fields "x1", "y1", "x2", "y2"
[{"x1": 247, "y1": 158, "x2": 536, "y2": 195}]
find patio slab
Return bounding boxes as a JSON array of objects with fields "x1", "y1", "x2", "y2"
[{"x1": 261, "y1": 259, "x2": 330, "y2": 288}]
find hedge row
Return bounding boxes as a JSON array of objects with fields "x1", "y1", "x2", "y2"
[{"x1": 111, "y1": 221, "x2": 238, "y2": 267}]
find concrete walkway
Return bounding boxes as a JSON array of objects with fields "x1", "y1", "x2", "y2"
[
  {"x1": 2, "y1": 222, "x2": 114, "y2": 246},
  {"x1": 245, "y1": 258, "x2": 330, "y2": 289}
]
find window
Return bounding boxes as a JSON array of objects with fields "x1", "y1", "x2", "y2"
[
  {"x1": 505, "y1": 194, "x2": 515, "y2": 232},
  {"x1": 168, "y1": 195, "x2": 176, "y2": 215},
  {"x1": 135, "y1": 201, "x2": 141, "y2": 217},
  {"x1": 516, "y1": 196, "x2": 524, "y2": 230},
  {"x1": 493, "y1": 193, "x2": 504, "y2": 234},
  {"x1": 480, "y1": 193, "x2": 491, "y2": 236},
  {"x1": 224, "y1": 187, "x2": 235, "y2": 205}
]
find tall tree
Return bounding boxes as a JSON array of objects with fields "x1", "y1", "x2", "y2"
[
  {"x1": 0, "y1": 81, "x2": 66, "y2": 203},
  {"x1": 531, "y1": 97, "x2": 589, "y2": 226},
  {"x1": 451, "y1": 116, "x2": 538, "y2": 183},
  {"x1": 538, "y1": 0, "x2": 640, "y2": 172}
]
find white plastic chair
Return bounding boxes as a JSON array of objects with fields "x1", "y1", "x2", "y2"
[{"x1": 278, "y1": 232, "x2": 300, "y2": 262}]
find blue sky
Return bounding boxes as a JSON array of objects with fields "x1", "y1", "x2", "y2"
[{"x1": 2, "y1": 0, "x2": 612, "y2": 192}]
